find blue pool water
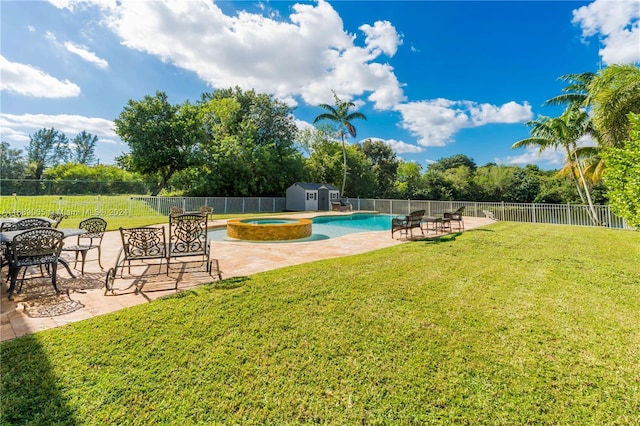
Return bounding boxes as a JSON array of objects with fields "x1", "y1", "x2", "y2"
[{"x1": 208, "y1": 213, "x2": 393, "y2": 242}]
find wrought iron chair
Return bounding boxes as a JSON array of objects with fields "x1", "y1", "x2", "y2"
[
  {"x1": 48, "y1": 212, "x2": 68, "y2": 228},
  {"x1": 198, "y1": 205, "x2": 213, "y2": 217},
  {"x1": 6, "y1": 217, "x2": 52, "y2": 231},
  {"x1": 61, "y1": 217, "x2": 107, "y2": 275},
  {"x1": 105, "y1": 227, "x2": 169, "y2": 294},
  {"x1": 170, "y1": 206, "x2": 185, "y2": 216},
  {"x1": 1, "y1": 218, "x2": 53, "y2": 277},
  {"x1": 7, "y1": 227, "x2": 65, "y2": 300},
  {"x1": 168, "y1": 213, "x2": 219, "y2": 278}
]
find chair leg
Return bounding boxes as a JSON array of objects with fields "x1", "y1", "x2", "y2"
[
  {"x1": 97, "y1": 247, "x2": 103, "y2": 270},
  {"x1": 79, "y1": 249, "x2": 89, "y2": 276}
]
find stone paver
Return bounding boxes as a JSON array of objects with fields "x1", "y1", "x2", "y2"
[{"x1": 0, "y1": 213, "x2": 492, "y2": 341}]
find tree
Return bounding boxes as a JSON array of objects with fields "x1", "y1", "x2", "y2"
[
  {"x1": 393, "y1": 161, "x2": 424, "y2": 199},
  {"x1": 0, "y1": 142, "x2": 27, "y2": 195},
  {"x1": 26, "y1": 128, "x2": 69, "y2": 179},
  {"x1": 513, "y1": 106, "x2": 600, "y2": 224},
  {"x1": 601, "y1": 113, "x2": 640, "y2": 229},
  {"x1": 185, "y1": 87, "x2": 305, "y2": 197},
  {"x1": 0, "y1": 142, "x2": 26, "y2": 180},
  {"x1": 359, "y1": 139, "x2": 399, "y2": 198},
  {"x1": 114, "y1": 91, "x2": 200, "y2": 195},
  {"x1": 588, "y1": 64, "x2": 640, "y2": 148},
  {"x1": 72, "y1": 131, "x2": 98, "y2": 165},
  {"x1": 428, "y1": 154, "x2": 477, "y2": 173},
  {"x1": 313, "y1": 91, "x2": 367, "y2": 198}
]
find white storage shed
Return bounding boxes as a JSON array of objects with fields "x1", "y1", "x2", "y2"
[{"x1": 285, "y1": 182, "x2": 340, "y2": 211}]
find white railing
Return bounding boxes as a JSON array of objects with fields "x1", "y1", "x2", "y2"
[{"x1": 0, "y1": 195, "x2": 631, "y2": 229}]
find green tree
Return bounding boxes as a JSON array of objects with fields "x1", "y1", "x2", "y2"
[
  {"x1": 473, "y1": 164, "x2": 517, "y2": 201},
  {"x1": 26, "y1": 128, "x2": 69, "y2": 179},
  {"x1": 393, "y1": 161, "x2": 423, "y2": 199},
  {"x1": 588, "y1": 64, "x2": 640, "y2": 148},
  {"x1": 0, "y1": 142, "x2": 27, "y2": 195},
  {"x1": 302, "y1": 127, "x2": 348, "y2": 188},
  {"x1": 513, "y1": 106, "x2": 600, "y2": 224},
  {"x1": 186, "y1": 88, "x2": 305, "y2": 196},
  {"x1": 358, "y1": 139, "x2": 399, "y2": 198},
  {"x1": 602, "y1": 113, "x2": 640, "y2": 229},
  {"x1": 313, "y1": 91, "x2": 367, "y2": 198},
  {"x1": 114, "y1": 91, "x2": 200, "y2": 195},
  {"x1": 428, "y1": 154, "x2": 477, "y2": 173},
  {"x1": 72, "y1": 131, "x2": 98, "y2": 165}
]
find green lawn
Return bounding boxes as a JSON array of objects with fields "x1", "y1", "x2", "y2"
[{"x1": 1, "y1": 222, "x2": 639, "y2": 424}]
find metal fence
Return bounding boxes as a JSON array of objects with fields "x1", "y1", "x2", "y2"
[{"x1": 0, "y1": 194, "x2": 631, "y2": 229}]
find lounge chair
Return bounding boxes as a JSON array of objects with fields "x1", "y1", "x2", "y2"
[
  {"x1": 331, "y1": 200, "x2": 351, "y2": 212},
  {"x1": 391, "y1": 210, "x2": 425, "y2": 239}
]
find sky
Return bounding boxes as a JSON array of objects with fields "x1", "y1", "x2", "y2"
[{"x1": 1, "y1": 0, "x2": 639, "y2": 171}]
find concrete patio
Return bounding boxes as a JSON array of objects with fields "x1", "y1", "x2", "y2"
[{"x1": 1, "y1": 214, "x2": 493, "y2": 341}]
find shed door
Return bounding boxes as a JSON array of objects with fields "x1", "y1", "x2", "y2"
[{"x1": 318, "y1": 188, "x2": 329, "y2": 210}]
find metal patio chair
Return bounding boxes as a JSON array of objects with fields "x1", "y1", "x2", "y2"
[
  {"x1": 7, "y1": 227, "x2": 65, "y2": 300},
  {"x1": 61, "y1": 217, "x2": 107, "y2": 276}
]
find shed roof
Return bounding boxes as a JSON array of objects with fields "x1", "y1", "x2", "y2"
[{"x1": 290, "y1": 182, "x2": 339, "y2": 191}]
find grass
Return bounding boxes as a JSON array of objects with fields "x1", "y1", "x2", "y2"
[{"x1": 1, "y1": 222, "x2": 639, "y2": 424}]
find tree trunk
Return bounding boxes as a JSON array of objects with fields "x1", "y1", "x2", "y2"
[
  {"x1": 340, "y1": 135, "x2": 347, "y2": 198},
  {"x1": 571, "y1": 146, "x2": 600, "y2": 225},
  {"x1": 565, "y1": 146, "x2": 586, "y2": 204}
]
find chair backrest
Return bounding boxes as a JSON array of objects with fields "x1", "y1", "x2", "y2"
[
  {"x1": 119, "y1": 227, "x2": 167, "y2": 261},
  {"x1": 48, "y1": 213, "x2": 67, "y2": 228},
  {"x1": 444, "y1": 206, "x2": 465, "y2": 220},
  {"x1": 79, "y1": 217, "x2": 107, "y2": 238},
  {"x1": 170, "y1": 206, "x2": 185, "y2": 216},
  {"x1": 11, "y1": 227, "x2": 64, "y2": 261},
  {"x1": 169, "y1": 213, "x2": 208, "y2": 256},
  {"x1": 198, "y1": 205, "x2": 213, "y2": 216},
  {"x1": 9, "y1": 218, "x2": 53, "y2": 231}
]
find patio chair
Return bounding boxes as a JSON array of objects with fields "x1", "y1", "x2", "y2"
[
  {"x1": 6, "y1": 217, "x2": 53, "y2": 231},
  {"x1": 168, "y1": 213, "x2": 219, "y2": 278},
  {"x1": 198, "y1": 205, "x2": 213, "y2": 219},
  {"x1": 48, "y1": 212, "x2": 68, "y2": 228},
  {"x1": 61, "y1": 217, "x2": 107, "y2": 275},
  {"x1": 444, "y1": 206, "x2": 465, "y2": 231},
  {"x1": 170, "y1": 206, "x2": 185, "y2": 216},
  {"x1": 7, "y1": 227, "x2": 65, "y2": 300},
  {"x1": 391, "y1": 210, "x2": 425, "y2": 239}
]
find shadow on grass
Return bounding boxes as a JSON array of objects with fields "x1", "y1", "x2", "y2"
[{"x1": 1, "y1": 335, "x2": 78, "y2": 424}]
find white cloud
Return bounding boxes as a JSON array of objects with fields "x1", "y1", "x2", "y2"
[
  {"x1": 572, "y1": 0, "x2": 640, "y2": 65},
  {"x1": 395, "y1": 99, "x2": 533, "y2": 147},
  {"x1": 64, "y1": 41, "x2": 109, "y2": 69},
  {"x1": 0, "y1": 113, "x2": 118, "y2": 148},
  {"x1": 54, "y1": 0, "x2": 405, "y2": 110},
  {"x1": 498, "y1": 146, "x2": 565, "y2": 167},
  {"x1": 359, "y1": 20, "x2": 402, "y2": 56},
  {"x1": 378, "y1": 138, "x2": 424, "y2": 154},
  {"x1": 0, "y1": 55, "x2": 81, "y2": 98}
]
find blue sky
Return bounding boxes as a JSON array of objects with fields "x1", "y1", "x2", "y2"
[{"x1": 1, "y1": 0, "x2": 639, "y2": 170}]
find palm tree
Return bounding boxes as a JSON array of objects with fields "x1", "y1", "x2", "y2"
[
  {"x1": 313, "y1": 91, "x2": 366, "y2": 197},
  {"x1": 587, "y1": 64, "x2": 640, "y2": 148},
  {"x1": 513, "y1": 105, "x2": 601, "y2": 225},
  {"x1": 543, "y1": 72, "x2": 595, "y2": 108}
]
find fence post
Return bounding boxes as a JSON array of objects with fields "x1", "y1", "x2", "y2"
[
  {"x1": 532, "y1": 203, "x2": 536, "y2": 223},
  {"x1": 501, "y1": 201, "x2": 505, "y2": 221},
  {"x1": 567, "y1": 203, "x2": 571, "y2": 225}
]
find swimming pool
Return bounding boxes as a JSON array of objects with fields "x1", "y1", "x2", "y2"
[{"x1": 208, "y1": 213, "x2": 393, "y2": 242}]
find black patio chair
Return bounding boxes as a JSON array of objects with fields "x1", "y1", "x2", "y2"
[
  {"x1": 61, "y1": 217, "x2": 107, "y2": 276},
  {"x1": 8, "y1": 227, "x2": 65, "y2": 300}
]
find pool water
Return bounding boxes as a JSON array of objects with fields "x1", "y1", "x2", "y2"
[{"x1": 208, "y1": 213, "x2": 393, "y2": 242}]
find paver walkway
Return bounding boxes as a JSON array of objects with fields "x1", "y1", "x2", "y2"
[{"x1": 1, "y1": 213, "x2": 493, "y2": 341}]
